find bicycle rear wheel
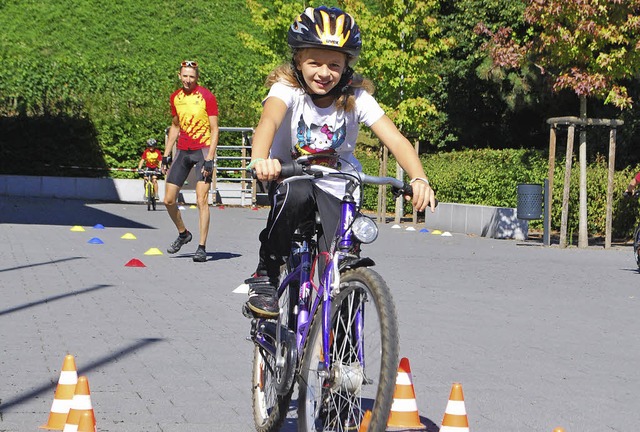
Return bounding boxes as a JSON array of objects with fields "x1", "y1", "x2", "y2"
[
  {"x1": 297, "y1": 267, "x2": 399, "y2": 432},
  {"x1": 251, "y1": 262, "x2": 299, "y2": 432}
]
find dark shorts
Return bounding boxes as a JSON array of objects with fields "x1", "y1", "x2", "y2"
[{"x1": 165, "y1": 148, "x2": 212, "y2": 187}]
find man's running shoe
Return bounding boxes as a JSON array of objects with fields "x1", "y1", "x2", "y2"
[
  {"x1": 167, "y1": 230, "x2": 192, "y2": 254},
  {"x1": 244, "y1": 275, "x2": 279, "y2": 318},
  {"x1": 193, "y1": 246, "x2": 207, "y2": 262}
]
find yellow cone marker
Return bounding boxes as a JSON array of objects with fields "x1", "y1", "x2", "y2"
[
  {"x1": 121, "y1": 233, "x2": 137, "y2": 240},
  {"x1": 190, "y1": 205, "x2": 197, "y2": 209},
  {"x1": 144, "y1": 248, "x2": 163, "y2": 256},
  {"x1": 70, "y1": 226, "x2": 85, "y2": 232},
  {"x1": 431, "y1": 229, "x2": 442, "y2": 235}
]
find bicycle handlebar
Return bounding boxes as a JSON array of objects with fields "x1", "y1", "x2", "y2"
[
  {"x1": 138, "y1": 169, "x2": 163, "y2": 178},
  {"x1": 252, "y1": 157, "x2": 430, "y2": 201}
]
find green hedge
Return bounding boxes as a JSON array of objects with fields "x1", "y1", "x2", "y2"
[{"x1": 357, "y1": 147, "x2": 639, "y2": 240}]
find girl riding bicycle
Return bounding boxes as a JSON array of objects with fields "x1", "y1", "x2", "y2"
[{"x1": 244, "y1": 5, "x2": 436, "y2": 318}]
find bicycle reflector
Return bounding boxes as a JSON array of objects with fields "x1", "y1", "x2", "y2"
[{"x1": 351, "y1": 216, "x2": 378, "y2": 244}]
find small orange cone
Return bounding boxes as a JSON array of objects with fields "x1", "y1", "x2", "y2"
[
  {"x1": 553, "y1": 429, "x2": 565, "y2": 432},
  {"x1": 358, "y1": 410, "x2": 372, "y2": 432},
  {"x1": 41, "y1": 354, "x2": 78, "y2": 430},
  {"x1": 63, "y1": 376, "x2": 96, "y2": 432},
  {"x1": 77, "y1": 410, "x2": 96, "y2": 432},
  {"x1": 386, "y1": 357, "x2": 426, "y2": 431},
  {"x1": 440, "y1": 383, "x2": 469, "y2": 431}
]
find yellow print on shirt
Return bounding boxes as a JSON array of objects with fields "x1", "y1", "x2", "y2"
[{"x1": 174, "y1": 91, "x2": 211, "y2": 146}]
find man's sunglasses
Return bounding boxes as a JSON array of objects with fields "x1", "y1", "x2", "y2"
[{"x1": 181, "y1": 60, "x2": 198, "y2": 68}]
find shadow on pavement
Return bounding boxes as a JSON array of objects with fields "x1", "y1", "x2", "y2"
[
  {"x1": 0, "y1": 256, "x2": 85, "y2": 274},
  {"x1": 0, "y1": 283, "x2": 111, "y2": 317},
  {"x1": 0, "y1": 197, "x2": 152, "y2": 229},
  {"x1": 0, "y1": 338, "x2": 164, "y2": 413}
]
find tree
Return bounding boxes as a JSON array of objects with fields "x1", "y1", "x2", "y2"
[
  {"x1": 343, "y1": 0, "x2": 449, "y2": 141},
  {"x1": 477, "y1": 0, "x2": 640, "y2": 248},
  {"x1": 476, "y1": 0, "x2": 640, "y2": 109},
  {"x1": 241, "y1": 0, "x2": 449, "y2": 142}
]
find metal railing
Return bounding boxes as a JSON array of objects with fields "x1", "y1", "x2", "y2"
[{"x1": 212, "y1": 127, "x2": 261, "y2": 207}]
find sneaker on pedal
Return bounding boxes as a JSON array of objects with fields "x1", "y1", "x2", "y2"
[
  {"x1": 167, "y1": 230, "x2": 192, "y2": 254},
  {"x1": 245, "y1": 275, "x2": 279, "y2": 318}
]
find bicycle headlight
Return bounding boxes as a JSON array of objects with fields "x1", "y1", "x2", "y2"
[{"x1": 351, "y1": 216, "x2": 378, "y2": 244}]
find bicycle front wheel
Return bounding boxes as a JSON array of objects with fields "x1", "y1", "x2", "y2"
[{"x1": 297, "y1": 267, "x2": 399, "y2": 432}]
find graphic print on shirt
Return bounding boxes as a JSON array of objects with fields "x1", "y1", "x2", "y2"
[
  {"x1": 293, "y1": 114, "x2": 346, "y2": 160},
  {"x1": 144, "y1": 150, "x2": 160, "y2": 167},
  {"x1": 174, "y1": 92, "x2": 211, "y2": 148}
]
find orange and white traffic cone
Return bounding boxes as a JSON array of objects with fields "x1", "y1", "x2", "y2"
[
  {"x1": 77, "y1": 410, "x2": 96, "y2": 432},
  {"x1": 440, "y1": 383, "x2": 469, "y2": 432},
  {"x1": 63, "y1": 376, "x2": 96, "y2": 432},
  {"x1": 358, "y1": 410, "x2": 372, "y2": 432},
  {"x1": 386, "y1": 357, "x2": 426, "y2": 431},
  {"x1": 41, "y1": 354, "x2": 78, "y2": 430}
]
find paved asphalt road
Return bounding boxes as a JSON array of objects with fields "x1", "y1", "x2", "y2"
[{"x1": 1, "y1": 196, "x2": 639, "y2": 432}]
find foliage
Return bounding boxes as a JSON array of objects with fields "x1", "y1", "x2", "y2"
[
  {"x1": 477, "y1": 0, "x2": 640, "y2": 109},
  {"x1": 343, "y1": 0, "x2": 449, "y2": 141},
  {"x1": 356, "y1": 146, "x2": 638, "y2": 239},
  {"x1": 242, "y1": 0, "x2": 449, "y2": 143},
  {"x1": 0, "y1": 0, "x2": 268, "y2": 176}
]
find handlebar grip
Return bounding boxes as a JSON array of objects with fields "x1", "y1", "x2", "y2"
[
  {"x1": 247, "y1": 159, "x2": 305, "y2": 179},
  {"x1": 278, "y1": 160, "x2": 305, "y2": 178}
]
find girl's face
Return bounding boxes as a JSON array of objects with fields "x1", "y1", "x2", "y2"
[{"x1": 296, "y1": 48, "x2": 347, "y2": 96}]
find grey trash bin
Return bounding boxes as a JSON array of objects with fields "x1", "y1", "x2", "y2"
[{"x1": 517, "y1": 184, "x2": 543, "y2": 220}]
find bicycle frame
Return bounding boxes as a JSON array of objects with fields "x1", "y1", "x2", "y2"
[{"x1": 254, "y1": 176, "x2": 363, "y2": 376}]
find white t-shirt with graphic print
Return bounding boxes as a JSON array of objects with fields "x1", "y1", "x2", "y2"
[{"x1": 266, "y1": 81, "x2": 385, "y2": 199}]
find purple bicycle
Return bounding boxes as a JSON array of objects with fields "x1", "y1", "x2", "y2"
[{"x1": 248, "y1": 156, "x2": 409, "y2": 432}]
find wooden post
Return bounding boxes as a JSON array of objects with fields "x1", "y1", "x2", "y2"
[
  {"x1": 394, "y1": 161, "x2": 404, "y2": 224},
  {"x1": 377, "y1": 146, "x2": 388, "y2": 223},
  {"x1": 412, "y1": 139, "x2": 420, "y2": 224},
  {"x1": 605, "y1": 127, "x2": 617, "y2": 249},
  {"x1": 560, "y1": 125, "x2": 575, "y2": 248},
  {"x1": 547, "y1": 125, "x2": 557, "y2": 243},
  {"x1": 578, "y1": 96, "x2": 588, "y2": 248}
]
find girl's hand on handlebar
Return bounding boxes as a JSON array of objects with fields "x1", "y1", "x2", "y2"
[
  {"x1": 252, "y1": 158, "x2": 282, "y2": 182},
  {"x1": 407, "y1": 180, "x2": 436, "y2": 213}
]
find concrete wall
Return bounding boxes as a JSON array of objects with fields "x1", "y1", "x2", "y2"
[
  {"x1": 424, "y1": 202, "x2": 528, "y2": 240},
  {"x1": 0, "y1": 175, "x2": 249, "y2": 205},
  {"x1": 0, "y1": 175, "x2": 528, "y2": 239}
]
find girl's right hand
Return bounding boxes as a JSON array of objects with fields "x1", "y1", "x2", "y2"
[{"x1": 253, "y1": 158, "x2": 282, "y2": 182}]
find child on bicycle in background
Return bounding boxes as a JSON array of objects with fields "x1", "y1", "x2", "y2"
[
  {"x1": 624, "y1": 172, "x2": 640, "y2": 197},
  {"x1": 138, "y1": 138, "x2": 162, "y2": 199},
  {"x1": 244, "y1": 5, "x2": 436, "y2": 318}
]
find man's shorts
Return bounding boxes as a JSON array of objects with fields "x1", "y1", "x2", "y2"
[{"x1": 166, "y1": 148, "x2": 212, "y2": 187}]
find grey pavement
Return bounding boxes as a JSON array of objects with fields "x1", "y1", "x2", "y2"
[{"x1": 1, "y1": 196, "x2": 639, "y2": 432}]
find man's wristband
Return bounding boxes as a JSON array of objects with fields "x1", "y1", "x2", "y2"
[{"x1": 410, "y1": 177, "x2": 430, "y2": 187}]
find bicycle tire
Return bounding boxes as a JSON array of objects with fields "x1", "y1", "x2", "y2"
[
  {"x1": 297, "y1": 267, "x2": 399, "y2": 432},
  {"x1": 634, "y1": 224, "x2": 640, "y2": 269},
  {"x1": 145, "y1": 181, "x2": 153, "y2": 211},
  {"x1": 250, "y1": 261, "x2": 299, "y2": 431}
]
